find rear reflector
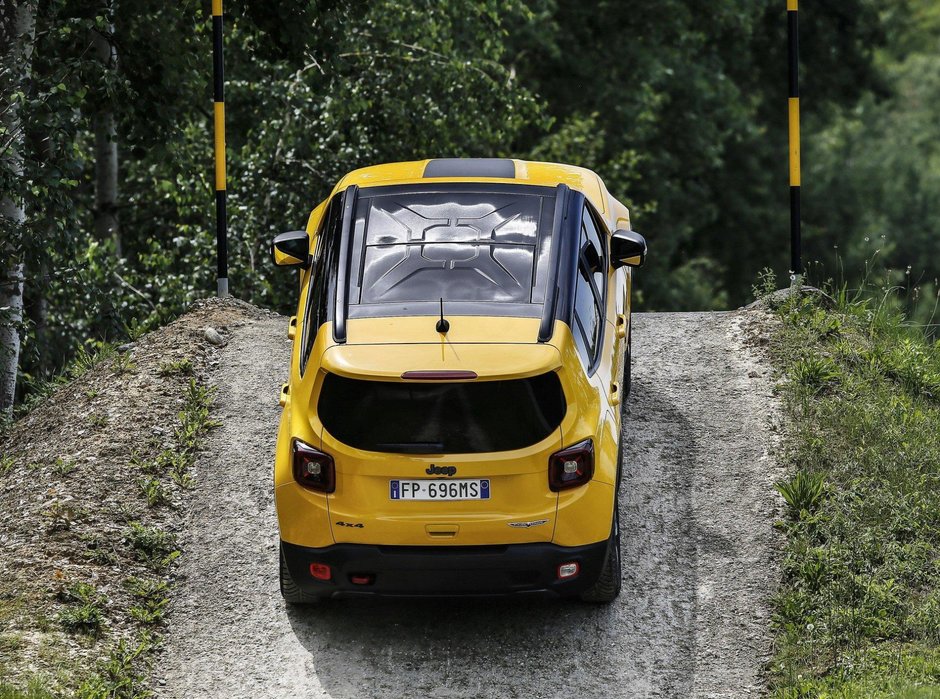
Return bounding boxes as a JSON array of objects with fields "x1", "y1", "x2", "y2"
[
  {"x1": 400, "y1": 370, "x2": 478, "y2": 380},
  {"x1": 557, "y1": 562, "x2": 580, "y2": 579},
  {"x1": 309, "y1": 563, "x2": 332, "y2": 581},
  {"x1": 350, "y1": 573, "x2": 375, "y2": 586}
]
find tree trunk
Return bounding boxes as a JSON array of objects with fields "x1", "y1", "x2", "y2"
[
  {"x1": 92, "y1": 16, "x2": 120, "y2": 258},
  {"x1": 0, "y1": 0, "x2": 36, "y2": 417}
]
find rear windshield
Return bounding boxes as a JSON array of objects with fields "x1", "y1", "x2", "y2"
[
  {"x1": 318, "y1": 373, "x2": 566, "y2": 454},
  {"x1": 347, "y1": 184, "x2": 558, "y2": 318}
]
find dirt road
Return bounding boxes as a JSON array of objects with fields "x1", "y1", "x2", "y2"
[{"x1": 155, "y1": 311, "x2": 782, "y2": 698}]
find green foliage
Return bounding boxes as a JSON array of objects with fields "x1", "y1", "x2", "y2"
[
  {"x1": 5, "y1": 0, "x2": 904, "y2": 412},
  {"x1": 157, "y1": 358, "x2": 193, "y2": 377},
  {"x1": 137, "y1": 477, "x2": 169, "y2": 508},
  {"x1": 770, "y1": 283, "x2": 940, "y2": 695},
  {"x1": 124, "y1": 578, "x2": 168, "y2": 626},
  {"x1": 125, "y1": 523, "x2": 178, "y2": 571},
  {"x1": 775, "y1": 472, "x2": 826, "y2": 519},
  {"x1": 0, "y1": 680, "x2": 60, "y2": 699},
  {"x1": 175, "y1": 380, "x2": 217, "y2": 452},
  {"x1": 75, "y1": 635, "x2": 153, "y2": 699},
  {"x1": 52, "y1": 458, "x2": 77, "y2": 477},
  {"x1": 56, "y1": 582, "x2": 105, "y2": 636},
  {"x1": 789, "y1": 356, "x2": 843, "y2": 394}
]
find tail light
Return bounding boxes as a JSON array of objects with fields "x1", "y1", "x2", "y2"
[
  {"x1": 548, "y1": 439, "x2": 594, "y2": 491},
  {"x1": 292, "y1": 439, "x2": 335, "y2": 493}
]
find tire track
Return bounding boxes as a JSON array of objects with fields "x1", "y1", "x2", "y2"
[{"x1": 155, "y1": 310, "x2": 781, "y2": 698}]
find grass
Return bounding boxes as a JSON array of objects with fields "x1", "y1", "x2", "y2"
[{"x1": 762, "y1": 276, "x2": 940, "y2": 697}]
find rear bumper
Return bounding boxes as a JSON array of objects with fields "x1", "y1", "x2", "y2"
[{"x1": 281, "y1": 539, "x2": 608, "y2": 599}]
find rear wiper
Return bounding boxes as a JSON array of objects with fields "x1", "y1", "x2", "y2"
[{"x1": 376, "y1": 442, "x2": 445, "y2": 454}]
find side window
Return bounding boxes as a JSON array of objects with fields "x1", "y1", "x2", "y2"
[
  {"x1": 300, "y1": 195, "x2": 342, "y2": 374},
  {"x1": 572, "y1": 205, "x2": 606, "y2": 370}
]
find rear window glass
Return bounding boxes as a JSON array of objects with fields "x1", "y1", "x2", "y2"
[
  {"x1": 348, "y1": 187, "x2": 556, "y2": 310},
  {"x1": 318, "y1": 373, "x2": 566, "y2": 454}
]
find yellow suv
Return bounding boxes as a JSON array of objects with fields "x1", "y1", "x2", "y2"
[{"x1": 272, "y1": 158, "x2": 646, "y2": 603}]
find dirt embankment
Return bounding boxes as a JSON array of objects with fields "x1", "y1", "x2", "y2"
[
  {"x1": 153, "y1": 309, "x2": 784, "y2": 699},
  {"x1": 0, "y1": 298, "x2": 273, "y2": 692}
]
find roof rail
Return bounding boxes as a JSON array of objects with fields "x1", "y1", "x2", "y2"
[
  {"x1": 538, "y1": 184, "x2": 569, "y2": 343},
  {"x1": 333, "y1": 184, "x2": 359, "y2": 344}
]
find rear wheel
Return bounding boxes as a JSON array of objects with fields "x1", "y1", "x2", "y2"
[
  {"x1": 280, "y1": 543, "x2": 320, "y2": 605},
  {"x1": 580, "y1": 499, "x2": 622, "y2": 603},
  {"x1": 623, "y1": 315, "x2": 632, "y2": 398}
]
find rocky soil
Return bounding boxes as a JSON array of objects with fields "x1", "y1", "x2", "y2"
[
  {"x1": 153, "y1": 309, "x2": 784, "y2": 698},
  {"x1": 0, "y1": 298, "x2": 273, "y2": 692}
]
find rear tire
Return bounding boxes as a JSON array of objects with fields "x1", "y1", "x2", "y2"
[
  {"x1": 623, "y1": 315, "x2": 632, "y2": 399},
  {"x1": 580, "y1": 501, "x2": 622, "y2": 603},
  {"x1": 280, "y1": 544, "x2": 320, "y2": 605}
]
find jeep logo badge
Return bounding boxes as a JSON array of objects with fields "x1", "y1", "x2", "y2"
[{"x1": 426, "y1": 465, "x2": 457, "y2": 476}]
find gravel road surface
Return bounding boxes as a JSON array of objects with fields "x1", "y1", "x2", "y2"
[{"x1": 155, "y1": 311, "x2": 782, "y2": 698}]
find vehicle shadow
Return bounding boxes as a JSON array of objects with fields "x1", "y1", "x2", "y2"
[{"x1": 284, "y1": 377, "x2": 702, "y2": 698}]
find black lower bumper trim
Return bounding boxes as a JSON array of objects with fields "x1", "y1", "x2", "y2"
[{"x1": 281, "y1": 540, "x2": 608, "y2": 599}]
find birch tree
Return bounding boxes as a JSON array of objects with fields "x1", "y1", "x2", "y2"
[{"x1": 0, "y1": 0, "x2": 36, "y2": 416}]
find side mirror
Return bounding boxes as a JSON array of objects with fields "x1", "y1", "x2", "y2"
[
  {"x1": 610, "y1": 229, "x2": 647, "y2": 268},
  {"x1": 272, "y1": 231, "x2": 310, "y2": 267}
]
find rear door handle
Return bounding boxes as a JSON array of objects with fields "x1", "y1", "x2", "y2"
[{"x1": 279, "y1": 383, "x2": 290, "y2": 407}]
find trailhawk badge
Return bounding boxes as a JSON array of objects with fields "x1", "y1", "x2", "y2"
[{"x1": 508, "y1": 519, "x2": 549, "y2": 529}]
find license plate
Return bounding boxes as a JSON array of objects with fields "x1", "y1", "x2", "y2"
[{"x1": 390, "y1": 479, "x2": 490, "y2": 501}]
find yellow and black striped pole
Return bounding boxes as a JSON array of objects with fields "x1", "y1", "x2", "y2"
[
  {"x1": 787, "y1": 0, "x2": 801, "y2": 277},
  {"x1": 212, "y1": 0, "x2": 229, "y2": 296}
]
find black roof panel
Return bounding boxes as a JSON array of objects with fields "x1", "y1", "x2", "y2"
[{"x1": 423, "y1": 158, "x2": 516, "y2": 179}]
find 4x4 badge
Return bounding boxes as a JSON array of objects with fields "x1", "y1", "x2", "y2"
[
  {"x1": 508, "y1": 519, "x2": 549, "y2": 529},
  {"x1": 425, "y1": 465, "x2": 457, "y2": 476}
]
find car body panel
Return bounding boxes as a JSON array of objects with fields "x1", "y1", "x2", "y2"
[{"x1": 274, "y1": 158, "x2": 640, "y2": 597}]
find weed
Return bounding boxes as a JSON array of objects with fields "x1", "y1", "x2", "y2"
[
  {"x1": 52, "y1": 457, "x2": 77, "y2": 477},
  {"x1": 88, "y1": 412, "x2": 109, "y2": 429},
  {"x1": 137, "y1": 477, "x2": 170, "y2": 508},
  {"x1": 123, "y1": 317, "x2": 151, "y2": 341},
  {"x1": 789, "y1": 356, "x2": 842, "y2": 393},
  {"x1": 76, "y1": 634, "x2": 152, "y2": 699},
  {"x1": 0, "y1": 455, "x2": 13, "y2": 476},
  {"x1": 56, "y1": 582, "x2": 105, "y2": 636},
  {"x1": 126, "y1": 522, "x2": 178, "y2": 571},
  {"x1": 111, "y1": 353, "x2": 135, "y2": 376},
  {"x1": 85, "y1": 388, "x2": 100, "y2": 399},
  {"x1": 124, "y1": 578, "x2": 169, "y2": 626},
  {"x1": 69, "y1": 344, "x2": 116, "y2": 380},
  {"x1": 775, "y1": 471, "x2": 826, "y2": 518},
  {"x1": 158, "y1": 358, "x2": 194, "y2": 377},
  {"x1": 0, "y1": 678, "x2": 60, "y2": 699},
  {"x1": 0, "y1": 632, "x2": 23, "y2": 653},
  {"x1": 175, "y1": 379, "x2": 218, "y2": 452},
  {"x1": 43, "y1": 501, "x2": 75, "y2": 532},
  {"x1": 83, "y1": 536, "x2": 118, "y2": 566}
]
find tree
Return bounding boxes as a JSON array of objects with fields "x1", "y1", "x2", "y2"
[
  {"x1": 91, "y1": 3, "x2": 120, "y2": 257},
  {"x1": 0, "y1": 0, "x2": 37, "y2": 416}
]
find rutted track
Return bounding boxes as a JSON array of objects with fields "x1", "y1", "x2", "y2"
[{"x1": 155, "y1": 311, "x2": 782, "y2": 698}]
